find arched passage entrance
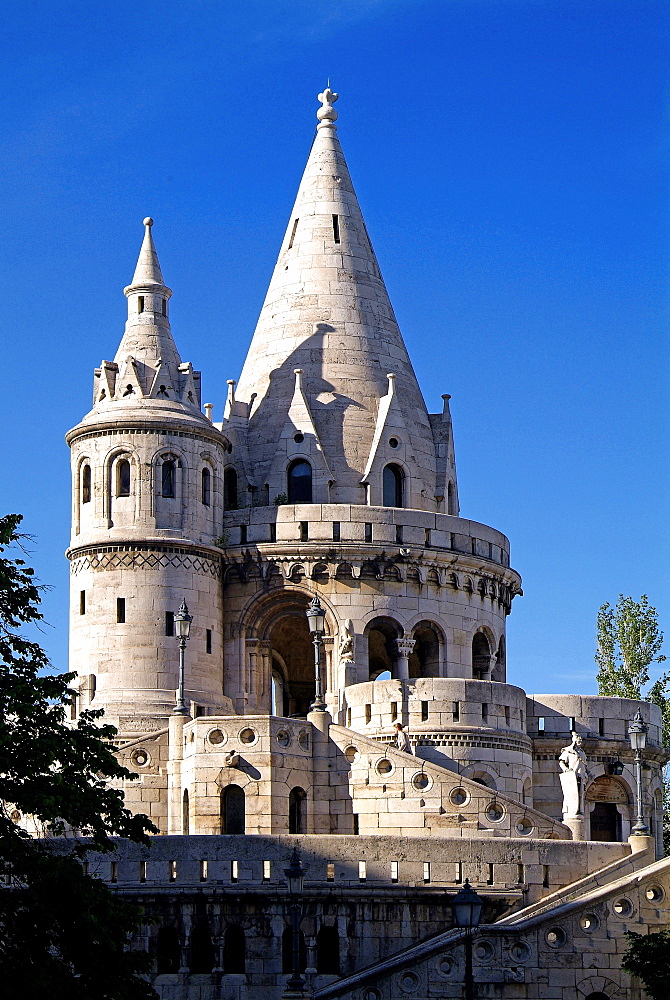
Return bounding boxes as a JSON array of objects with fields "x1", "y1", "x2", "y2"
[
  {"x1": 366, "y1": 617, "x2": 402, "y2": 680},
  {"x1": 269, "y1": 612, "x2": 315, "y2": 717},
  {"x1": 587, "y1": 776, "x2": 628, "y2": 841}
]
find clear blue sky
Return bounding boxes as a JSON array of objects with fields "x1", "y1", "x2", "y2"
[{"x1": 0, "y1": 0, "x2": 668, "y2": 695}]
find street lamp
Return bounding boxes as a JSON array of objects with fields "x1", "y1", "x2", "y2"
[
  {"x1": 628, "y1": 710, "x2": 649, "y2": 835},
  {"x1": 305, "y1": 595, "x2": 326, "y2": 712},
  {"x1": 450, "y1": 879, "x2": 484, "y2": 1000},
  {"x1": 284, "y1": 847, "x2": 308, "y2": 991},
  {"x1": 173, "y1": 600, "x2": 193, "y2": 716}
]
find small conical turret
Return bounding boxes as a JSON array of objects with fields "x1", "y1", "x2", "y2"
[
  {"x1": 233, "y1": 89, "x2": 438, "y2": 507},
  {"x1": 81, "y1": 219, "x2": 204, "y2": 419}
]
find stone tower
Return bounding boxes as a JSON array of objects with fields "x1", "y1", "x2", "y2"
[{"x1": 66, "y1": 219, "x2": 231, "y2": 732}]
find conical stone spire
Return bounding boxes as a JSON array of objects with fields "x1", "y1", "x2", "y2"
[
  {"x1": 130, "y1": 215, "x2": 165, "y2": 286},
  {"x1": 234, "y1": 89, "x2": 437, "y2": 505}
]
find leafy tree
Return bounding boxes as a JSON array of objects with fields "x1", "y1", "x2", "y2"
[
  {"x1": 623, "y1": 930, "x2": 670, "y2": 1000},
  {"x1": 595, "y1": 593, "x2": 670, "y2": 851},
  {"x1": 0, "y1": 514, "x2": 159, "y2": 999}
]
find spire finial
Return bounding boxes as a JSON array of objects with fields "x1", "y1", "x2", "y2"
[
  {"x1": 317, "y1": 86, "x2": 338, "y2": 126},
  {"x1": 128, "y1": 216, "x2": 165, "y2": 287},
  {"x1": 143, "y1": 216, "x2": 153, "y2": 228}
]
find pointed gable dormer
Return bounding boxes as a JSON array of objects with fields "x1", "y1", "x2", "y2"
[
  {"x1": 233, "y1": 89, "x2": 439, "y2": 508},
  {"x1": 87, "y1": 219, "x2": 205, "y2": 422}
]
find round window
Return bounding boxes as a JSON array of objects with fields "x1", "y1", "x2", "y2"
[
  {"x1": 412, "y1": 772, "x2": 431, "y2": 791},
  {"x1": 449, "y1": 787, "x2": 469, "y2": 807},
  {"x1": 389, "y1": 437, "x2": 399, "y2": 449},
  {"x1": 276, "y1": 729, "x2": 291, "y2": 748},
  {"x1": 580, "y1": 913, "x2": 599, "y2": 932},
  {"x1": 294, "y1": 432, "x2": 305, "y2": 443},
  {"x1": 376, "y1": 758, "x2": 393, "y2": 776},
  {"x1": 344, "y1": 745, "x2": 358, "y2": 763},
  {"x1": 207, "y1": 728, "x2": 226, "y2": 746},
  {"x1": 545, "y1": 927, "x2": 566, "y2": 947},
  {"x1": 516, "y1": 817, "x2": 533, "y2": 835},
  {"x1": 645, "y1": 885, "x2": 664, "y2": 903},
  {"x1": 486, "y1": 802, "x2": 505, "y2": 822},
  {"x1": 612, "y1": 898, "x2": 633, "y2": 917},
  {"x1": 474, "y1": 940, "x2": 493, "y2": 961},
  {"x1": 131, "y1": 749, "x2": 149, "y2": 767},
  {"x1": 239, "y1": 727, "x2": 257, "y2": 745},
  {"x1": 298, "y1": 730, "x2": 310, "y2": 751}
]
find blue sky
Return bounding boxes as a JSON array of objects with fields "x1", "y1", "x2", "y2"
[{"x1": 0, "y1": 0, "x2": 667, "y2": 695}]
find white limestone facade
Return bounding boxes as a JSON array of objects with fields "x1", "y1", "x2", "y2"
[{"x1": 63, "y1": 92, "x2": 669, "y2": 999}]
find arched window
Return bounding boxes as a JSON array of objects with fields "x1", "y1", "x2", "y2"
[
  {"x1": 201, "y1": 467, "x2": 211, "y2": 506},
  {"x1": 116, "y1": 459, "x2": 131, "y2": 497},
  {"x1": 316, "y1": 925, "x2": 340, "y2": 975},
  {"x1": 289, "y1": 787, "x2": 307, "y2": 834},
  {"x1": 182, "y1": 789, "x2": 189, "y2": 835},
  {"x1": 82, "y1": 464, "x2": 91, "y2": 504},
  {"x1": 189, "y1": 922, "x2": 214, "y2": 974},
  {"x1": 382, "y1": 464, "x2": 404, "y2": 507},
  {"x1": 287, "y1": 459, "x2": 312, "y2": 503},
  {"x1": 472, "y1": 632, "x2": 491, "y2": 679},
  {"x1": 282, "y1": 926, "x2": 306, "y2": 974},
  {"x1": 223, "y1": 926, "x2": 246, "y2": 974},
  {"x1": 224, "y1": 467, "x2": 238, "y2": 510},
  {"x1": 161, "y1": 459, "x2": 176, "y2": 498},
  {"x1": 408, "y1": 622, "x2": 442, "y2": 678},
  {"x1": 221, "y1": 785, "x2": 245, "y2": 835},
  {"x1": 366, "y1": 617, "x2": 403, "y2": 680},
  {"x1": 156, "y1": 926, "x2": 180, "y2": 974}
]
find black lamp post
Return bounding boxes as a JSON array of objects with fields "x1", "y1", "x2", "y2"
[
  {"x1": 173, "y1": 600, "x2": 193, "y2": 716},
  {"x1": 450, "y1": 879, "x2": 484, "y2": 1000},
  {"x1": 628, "y1": 710, "x2": 649, "y2": 835},
  {"x1": 305, "y1": 595, "x2": 326, "y2": 712},
  {"x1": 284, "y1": 847, "x2": 308, "y2": 991}
]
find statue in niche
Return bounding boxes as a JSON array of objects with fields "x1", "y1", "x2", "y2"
[
  {"x1": 339, "y1": 620, "x2": 355, "y2": 662},
  {"x1": 558, "y1": 732, "x2": 592, "y2": 817}
]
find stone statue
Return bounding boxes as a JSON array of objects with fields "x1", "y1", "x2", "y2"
[
  {"x1": 339, "y1": 620, "x2": 355, "y2": 662},
  {"x1": 558, "y1": 732, "x2": 591, "y2": 818}
]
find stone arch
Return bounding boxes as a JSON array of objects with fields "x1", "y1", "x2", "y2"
[
  {"x1": 287, "y1": 457, "x2": 313, "y2": 503},
  {"x1": 382, "y1": 462, "x2": 405, "y2": 507},
  {"x1": 365, "y1": 616, "x2": 403, "y2": 681},
  {"x1": 463, "y1": 767, "x2": 497, "y2": 790},
  {"x1": 289, "y1": 786, "x2": 307, "y2": 833},
  {"x1": 223, "y1": 925, "x2": 246, "y2": 974},
  {"x1": 408, "y1": 620, "x2": 444, "y2": 678},
  {"x1": 221, "y1": 784, "x2": 245, "y2": 835},
  {"x1": 471, "y1": 628, "x2": 495, "y2": 679},
  {"x1": 104, "y1": 447, "x2": 140, "y2": 526},
  {"x1": 586, "y1": 775, "x2": 631, "y2": 842}
]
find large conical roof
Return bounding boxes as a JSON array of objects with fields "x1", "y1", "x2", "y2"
[{"x1": 234, "y1": 89, "x2": 436, "y2": 503}]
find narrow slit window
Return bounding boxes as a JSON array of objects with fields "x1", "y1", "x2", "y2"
[
  {"x1": 365, "y1": 704, "x2": 371, "y2": 725},
  {"x1": 161, "y1": 298, "x2": 167, "y2": 317},
  {"x1": 201, "y1": 467, "x2": 211, "y2": 506},
  {"x1": 137, "y1": 295, "x2": 144, "y2": 313},
  {"x1": 240, "y1": 524, "x2": 247, "y2": 544},
  {"x1": 110, "y1": 861, "x2": 118, "y2": 883},
  {"x1": 140, "y1": 860, "x2": 147, "y2": 883},
  {"x1": 80, "y1": 590, "x2": 86, "y2": 615},
  {"x1": 269, "y1": 522, "x2": 276, "y2": 542},
  {"x1": 327, "y1": 862, "x2": 335, "y2": 881},
  {"x1": 165, "y1": 611, "x2": 174, "y2": 637},
  {"x1": 263, "y1": 860, "x2": 271, "y2": 880},
  {"x1": 169, "y1": 860, "x2": 177, "y2": 882},
  {"x1": 517, "y1": 863, "x2": 524, "y2": 884},
  {"x1": 346, "y1": 707, "x2": 352, "y2": 728},
  {"x1": 364, "y1": 522, "x2": 373, "y2": 543},
  {"x1": 482, "y1": 703, "x2": 489, "y2": 723},
  {"x1": 288, "y1": 218, "x2": 299, "y2": 249},
  {"x1": 505, "y1": 706, "x2": 511, "y2": 726},
  {"x1": 425, "y1": 528, "x2": 431, "y2": 548},
  {"x1": 391, "y1": 861, "x2": 399, "y2": 883},
  {"x1": 332, "y1": 521, "x2": 340, "y2": 541},
  {"x1": 538, "y1": 716, "x2": 545, "y2": 732},
  {"x1": 456, "y1": 861, "x2": 463, "y2": 883},
  {"x1": 200, "y1": 860, "x2": 208, "y2": 882},
  {"x1": 542, "y1": 864, "x2": 549, "y2": 888},
  {"x1": 487, "y1": 863, "x2": 494, "y2": 885},
  {"x1": 423, "y1": 862, "x2": 431, "y2": 883},
  {"x1": 206, "y1": 629, "x2": 212, "y2": 654},
  {"x1": 82, "y1": 464, "x2": 91, "y2": 503},
  {"x1": 117, "y1": 598, "x2": 126, "y2": 624},
  {"x1": 396, "y1": 525, "x2": 403, "y2": 544},
  {"x1": 421, "y1": 701, "x2": 429, "y2": 722},
  {"x1": 231, "y1": 860, "x2": 239, "y2": 883},
  {"x1": 332, "y1": 214, "x2": 340, "y2": 243},
  {"x1": 452, "y1": 701, "x2": 460, "y2": 723},
  {"x1": 358, "y1": 861, "x2": 366, "y2": 882},
  {"x1": 599, "y1": 717, "x2": 605, "y2": 737},
  {"x1": 116, "y1": 459, "x2": 131, "y2": 497},
  {"x1": 353, "y1": 814, "x2": 359, "y2": 835},
  {"x1": 161, "y1": 459, "x2": 176, "y2": 498},
  {"x1": 391, "y1": 701, "x2": 398, "y2": 722},
  {"x1": 299, "y1": 521, "x2": 309, "y2": 542}
]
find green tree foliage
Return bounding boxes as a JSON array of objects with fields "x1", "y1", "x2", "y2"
[
  {"x1": 595, "y1": 593, "x2": 670, "y2": 851},
  {"x1": 623, "y1": 930, "x2": 670, "y2": 1000},
  {"x1": 0, "y1": 514, "x2": 158, "y2": 999}
]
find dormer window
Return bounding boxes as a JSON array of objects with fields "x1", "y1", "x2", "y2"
[
  {"x1": 382, "y1": 463, "x2": 404, "y2": 508},
  {"x1": 137, "y1": 296, "x2": 145, "y2": 313},
  {"x1": 287, "y1": 459, "x2": 312, "y2": 503}
]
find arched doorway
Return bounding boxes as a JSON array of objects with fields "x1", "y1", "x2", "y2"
[
  {"x1": 472, "y1": 631, "x2": 492, "y2": 679},
  {"x1": 289, "y1": 787, "x2": 307, "y2": 833},
  {"x1": 408, "y1": 622, "x2": 441, "y2": 677},
  {"x1": 221, "y1": 785, "x2": 245, "y2": 835},
  {"x1": 587, "y1": 776, "x2": 628, "y2": 841},
  {"x1": 366, "y1": 617, "x2": 402, "y2": 680},
  {"x1": 269, "y1": 612, "x2": 316, "y2": 717}
]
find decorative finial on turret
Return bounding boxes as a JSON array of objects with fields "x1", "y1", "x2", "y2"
[
  {"x1": 143, "y1": 217, "x2": 153, "y2": 228},
  {"x1": 317, "y1": 86, "x2": 338, "y2": 127}
]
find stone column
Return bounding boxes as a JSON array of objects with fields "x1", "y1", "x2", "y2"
[
  {"x1": 393, "y1": 638, "x2": 415, "y2": 680},
  {"x1": 167, "y1": 712, "x2": 187, "y2": 835}
]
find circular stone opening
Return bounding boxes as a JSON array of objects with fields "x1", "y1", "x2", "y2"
[
  {"x1": 545, "y1": 927, "x2": 566, "y2": 947},
  {"x1": 376, "y1": 758, "x2": 393, "y2": 776},
  {"x1": 293, "y1": 432, "x2": 305, "y2": 443},
  {"x1": 645, "y1": 885, "x2": 665, "y2": 903},
  {"x1": 131, "y1": 749, "x2": 149, "y2": 767},
  {"x1": 239, "y1": 727, "x2": 257, "y2": 745},
  {"x1": 474, "y1": 940, "x2": 494, "y2": 961},
  {"x1": 276, "y1": 729, "x2": 291, "y2": 748},
  {"x1": 389, "y1": 437, "x2": 399, "y2": 449},
  {"x1": 612, "y1": 898, "x2": 633, "y2": 917},
  {"x1": 449, "y1": 787, "x2": 469, "y2": 807},
  {"x1": 509, "y1": 942, "x2": 530, "y2": 962},
  {"x1": 207, "y1": 728, "x2": 226, "y2": 746},
  {"x1": 344, "y1": 745, "x2": 358, "y2": 763},
  {"x1": 486, "y1": 802, "x2": 505, "y2": 822},
  {"x1": 516, "y1": 817, "x2": 533, "y2": 835},
  {"x1": 412, "y1": 772, "x2": 431, "y2": 791},
  {"x1": 580, "y1": 913, "x2": 599, "y2": 932},
  {"x1": 437, "y1": 957, "x2": 453, "y2": 976},
  {"x1": 298, "y1": 730, "x2": 310, "y2": 751}
]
